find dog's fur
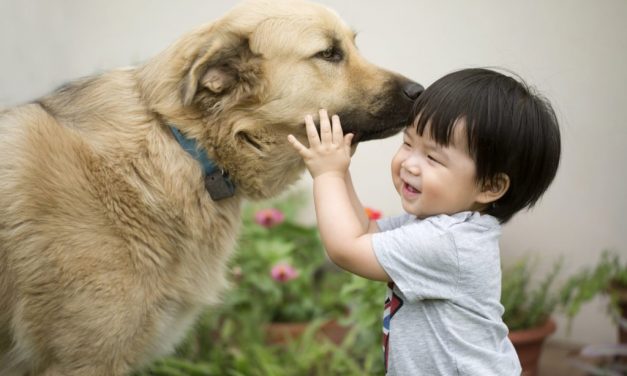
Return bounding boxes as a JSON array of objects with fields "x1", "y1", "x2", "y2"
[{"x1": 0, "y1": 0, "x2": 420, "y2": 374}]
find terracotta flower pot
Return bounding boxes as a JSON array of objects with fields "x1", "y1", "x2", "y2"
[
  {"x1": 265, "y1": 319, "x2": 350, "y2": 345},
  {"x1": 508, "y1": 318, "x2": 557, "y2": 376},
  {"x1": 609, "y1": 281, "x2": 627, "y2": 344},
  {"x1": 618, "y1": 300, "x2": 627, "y2": 344}
]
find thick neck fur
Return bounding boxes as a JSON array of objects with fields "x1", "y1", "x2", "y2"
[
  {"x1": 201, "y1": 115, "x2": 305, "y2": 200},
  {"x1": 135, "y1": 46, "x2": 305, "y2": 201},
  {"x1": 39, "y1": 65, "x2": 304, "y2": 204}
]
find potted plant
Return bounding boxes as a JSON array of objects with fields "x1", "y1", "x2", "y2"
[
  {"x1": 133, "y1": 198, "x2": 397, "y2": 374},
  {"x1": 561, "y1": 250, "x2": 627, "y2": 343},
  {"x1": 224, "y1": 192, "x2": 352, "y2": 345},
  {"x1": 501, "y1": 258, "x2": 563, "y2": 376},
  {"x1": 559, "y1": 250, "x2": 627, "y2": 375}
]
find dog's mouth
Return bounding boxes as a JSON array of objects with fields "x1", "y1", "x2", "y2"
[
  {"x1": 340, "y1": 117, "x2": 406, "y2": 145},
  {"x1": 349, "y1": 125, "x2": 405, "y2": 144},
  {"x1": 335, "y1": 103, "x2": 409, "y2": 144},
  {"x1": 329, "y1": 77, "x2": 421, "y2": 144},
  {"x1": 237, "y1": 131, "x2": 265, "y2": 154},
  {"x1": 308, "y1": 121, "x2": 403, "y2": 145}
]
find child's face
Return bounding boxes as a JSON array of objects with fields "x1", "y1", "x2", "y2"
[{"x1": 391, "y1": 120, "x2": 486, "y2": 219}]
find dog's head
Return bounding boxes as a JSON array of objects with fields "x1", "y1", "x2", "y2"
[{"x1": 143, "y1": 0, "x2": 422, "y2": 199}]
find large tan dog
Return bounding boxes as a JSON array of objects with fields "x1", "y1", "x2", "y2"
[{"x1": 0, "y1": 0, "x2": 421, "y2": 374}]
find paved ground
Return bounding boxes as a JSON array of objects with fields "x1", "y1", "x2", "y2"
[{"x1": 539, "y1": 340, "x2": 587, "y2": 376}]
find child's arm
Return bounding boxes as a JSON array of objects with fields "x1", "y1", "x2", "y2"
[
  {"x1": 345, "y1": 171, "x2": 380, "y2": 234},
  {"x1": 287, "y1": 110, "x2": 389, "y2": 282}
]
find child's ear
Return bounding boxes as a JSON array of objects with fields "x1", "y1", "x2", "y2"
[{"x1": 476, "y1": 173, "x2": 510, "y2": 204}]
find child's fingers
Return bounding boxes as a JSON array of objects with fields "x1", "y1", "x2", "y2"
[
  {"x1": 319, "y1": 109, "x2": 332, "y2": 145},
  {"x1": 331, "y1": 114, "x2": 344, "y2": 145},
  {"x1": 349, "y1": 139, "x2": 358, "y2": 156},
  {"x1": 344, "y1": 133, "x2": 357, "y2": 156},
  {"x1": 304, "y1": 115, "x2": 320, "y2": 147},
  {"x1": 344, "y1": 133, "x2": 354, "y2": 148},
  {"x1": 287, "y1": 134, "x2": 312, "y2": 157}
]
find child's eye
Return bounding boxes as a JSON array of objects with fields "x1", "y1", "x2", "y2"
[{"x1": 428, "y1": 155, "x2": 440, "y2": 164}]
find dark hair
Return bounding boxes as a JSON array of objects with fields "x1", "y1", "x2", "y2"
[{"x1": 410, "y1": 68, "x2": 561, "y2": 223}]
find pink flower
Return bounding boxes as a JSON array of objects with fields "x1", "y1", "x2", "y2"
[
  {"x1": 271, "y1": 263, "x2": 299, "y2": 283},
  {"x1": 232, "y1": 266, "x2": 243, "y2": 280},
  {"x1": 365, "y1": 207, "x2": 382, "y2": 220},
  {"x1": 254, "y1": 208, "x2": 285, "y2": 228}
]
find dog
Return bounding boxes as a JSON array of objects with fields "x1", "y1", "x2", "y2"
[{"x1": 0, "y1": 0, "x2": 422, "y2": 374}]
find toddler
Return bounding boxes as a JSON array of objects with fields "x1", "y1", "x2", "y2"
[{"x1": 287, "y1": 68, "x2": 561, "y2": 375}]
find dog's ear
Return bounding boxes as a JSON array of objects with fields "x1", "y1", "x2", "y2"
[
  {"x1": 199, "y1": 66, "x2": 236, "y2": 95},
  {"x1": 181, "y1": 34, "x2": 255, "y2": 106}
]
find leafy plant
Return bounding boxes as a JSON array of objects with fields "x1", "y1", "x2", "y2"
[
  {"x1": 560, "y1": 250, "x2": 627, "y2": 325},
  {"x1": 224, "y1": 192, "x2": 349, "y2": 323},
  {"x1": 340, "y1": 275, "x2": 387, "y2": 374},
  {"x1": 545, "y1": 250, "x2": 627, "y2": 376},
  {"x1": 502, "y1": 250, "x2": 627, "y2": 335},
  {"x1": 501, "y1": 258, "x2": 563, "y2": 331},
  {"x1": 137, "y1": 319, "x2": 374, "y2": 376},
  {"x1": 134, "y1": 194, "x2": 387, "y2": 375}
]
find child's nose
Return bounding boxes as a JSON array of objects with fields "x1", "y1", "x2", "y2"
[{"x1": 401, "y1": 158, "x2": 421, "y2": 175}]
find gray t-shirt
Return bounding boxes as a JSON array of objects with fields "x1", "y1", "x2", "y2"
[{"x1": 372, "y1": 211, "x2": 521, "y2": 376}]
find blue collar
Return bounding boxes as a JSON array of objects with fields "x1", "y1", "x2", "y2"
[{"x1": 169, "y1": 125, "x2": 235, "y2": 201}]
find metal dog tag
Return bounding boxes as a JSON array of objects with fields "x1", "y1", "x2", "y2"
[{"x1": 204, "y1": 170, "x2": 235, "y2": 201}]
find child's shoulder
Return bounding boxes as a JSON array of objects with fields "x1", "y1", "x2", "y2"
[
  {"x1": 420, "y1": 211, "x2": 499, "y2": 232},
  {"x1": 379, "y1": 212, "x2": 499, "y2": 238}
]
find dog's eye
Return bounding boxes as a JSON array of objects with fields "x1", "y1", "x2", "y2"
[{"x1": 315, "y1": 47, "x2": 343, "y2": 63}]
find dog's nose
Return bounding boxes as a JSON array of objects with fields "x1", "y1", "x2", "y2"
[{"x1": 403, "y1": 82, "x2": 424, "y2": 100}]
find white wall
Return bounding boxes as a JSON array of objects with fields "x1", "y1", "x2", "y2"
[{"x1": 1, "y1": 0, "x2": 626, "y2": 345}]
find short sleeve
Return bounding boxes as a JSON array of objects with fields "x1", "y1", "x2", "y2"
[
  {"x1": 372, "y1": 221, "x2": 459, "y2": 301},
  {"x1": 376, "y1": 213, "x2": 415, "y2": 232}
]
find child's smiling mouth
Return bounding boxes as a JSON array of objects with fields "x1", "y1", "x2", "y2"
[{"x1": 402, "y1": 181, "x2": 421, "y2": 198}]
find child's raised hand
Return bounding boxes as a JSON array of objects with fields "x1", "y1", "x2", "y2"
[{"x1": 288, "y1": 109, "x2": 354, "y2": 179}]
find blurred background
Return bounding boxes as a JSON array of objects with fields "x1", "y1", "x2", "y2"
[{"x1": 1, "y1": 0, "x2": 626, "y2": 374}]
